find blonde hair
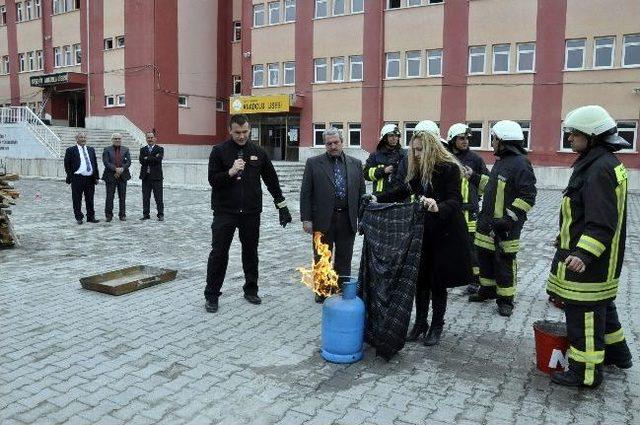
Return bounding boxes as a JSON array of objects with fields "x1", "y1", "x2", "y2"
[{"x1": 406, "y1": 131, "x2": 464, "y2": 185}]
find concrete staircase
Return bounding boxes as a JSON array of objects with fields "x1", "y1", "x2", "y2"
[
  {"x1": 272, "y1": 161, "x2": 305, "y2": 194},
  {"x1": 49, "y1": 126, "x2": 142, "y2": 158}
]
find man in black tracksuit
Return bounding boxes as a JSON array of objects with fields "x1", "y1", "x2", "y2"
[
  {"x1": 364, "y1": 124, "x2": 406, "y2": 196},
  {"x1": 547, "y1": 105, "x2": 633, "y2": 388},
  {"x1": 204, "y1": 114, "x2": 292, "y2": 313},
  {"x1": 469, "y1": 120, "x2": 537, "y2": 317}
]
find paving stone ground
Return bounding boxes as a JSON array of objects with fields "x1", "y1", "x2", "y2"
[{"x1": 1, "y1": 178, "x2": 639, "y2": 425}]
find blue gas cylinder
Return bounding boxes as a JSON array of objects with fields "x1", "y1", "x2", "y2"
[{"x1": 321, "y1": 278, "x2": 365, "y2": 363}]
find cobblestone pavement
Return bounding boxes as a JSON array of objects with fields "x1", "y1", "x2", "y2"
[{"x1": 1, "y1": 178, "x2": 639, "y2": 425}]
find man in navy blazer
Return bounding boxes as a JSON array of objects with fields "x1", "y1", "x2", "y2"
[
  {"x1": 102, "y1": 133, "x2": 131, "y2": 221},
  {"x1": 64, "y1": 132, "x2": 100, "y2": 224},
  {"x1": 139, "y1": 130, "x2": 164, "y2": 221}
]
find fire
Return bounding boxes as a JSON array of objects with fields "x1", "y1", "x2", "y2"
[{"x1": 297, "y1": 232, "x2": 340, "y2": 297}]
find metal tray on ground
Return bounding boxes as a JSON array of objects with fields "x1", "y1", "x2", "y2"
[{"x1": 80, "y1": 265, "x2": 178, "y2": 296}]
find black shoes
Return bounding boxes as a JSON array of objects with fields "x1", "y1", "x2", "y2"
[
  {"x1": 406, "y1": 322, "x2": 429, "y2": 342},
  {"x1": 120, "y1": 216, "x2": 126, "y2": 221},
  {"x1": 106, "y1": 216, "x2": 113, "y2": 222},
  {"x1": 423, "y1": 325, "x2": 443, "y2": 346},
  {"x1": 140, "y1": 216, "x2": 150, "y2": 220},
  {"x1": 158, "y1": 215, "x2": 164, "y2": 222},
  {"x1": 244, "y1": 294, "x2": 262, "y2": 305},
  {"x1": 604, "y1": 358, "x2": 633, "y2": 369},
  {"x1": 76, "y1": 219, "x2": 83, "y2": 225},
  {"x1": 550, "y1": 369, "x2": 602, "y2": 389},
  {"x1": 465, "y1": 284, "x2": 480, "y2": 295},
  {"x1": 87, "y1": 219, "x2": 100, "y2": 223},
  {"x1": 205, "y1": 299, "x2": 219, "y2": 313},
  {"x1": 498, "y1": 304, "x2": 513, "y2": 317},
  {"x1": 315, "y1": 294, "x2": 326, "y2": 304}
]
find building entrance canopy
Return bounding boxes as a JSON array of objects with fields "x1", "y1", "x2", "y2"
[{"x1": 30, "y1": 72, "x2": 87, "y2": 90}]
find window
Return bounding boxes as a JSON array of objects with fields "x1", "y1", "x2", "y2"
[
  {"x1": 18, "y1": 53, "x2": 25, "y2": 72},
  {"x1": 314, "y1": 123, "x2": 326, "y2": 146},
  {"x1": 386, "y1": 52, "x2": 400, "y2": 78},
  {"x1": 117, "y1": 95, "x2": 125, "y2": 106},
  {"x1": 105, "y1": 95, "x2": 115, "y2": 107},
  {"x1": 314, "y1": 58, "x2": 327, "y2": 83},
  {"x1": 623, "y1": 34, "x2": 640, "y2": 67},
  {"x1": 2, "y1": 56, "x2": 10, "y2": 74},
  {"x1": 116, "y1": 36, "x2": 125, "y2": 48},
  {"x1": 331, "y1": 122, "x2": 344, "y2": 134},
  {"x1": 53, "y1": 0, "x2": 61, "y2": 14},
  {"x1": 104, "y1": 38, "x2": 113, "y2": 50},
  {"x1": 1, "y1": 6, "x2": 6, "y2": 26},
  {"x1": 406, "y1": 50, "x2": 421, "y2": 78},
  {"x1": 252, "y1": 64, "x2": 264, "y2": 87},
  {"x1": 404, "y1": 122, "x2": 417, "y2": 145},
  {"x1": 429, "y1": 0, "x2": 444, "y2": 3},
  {"x1": 233, "y1": 21, "x2": 241, "y2": 41},
  {"x1": 27, "y1": 51, "x2": 34, "y2": 71},
  {"x1": 74, "y1": 44, "x2": 81, "y2": 65},
  {"x1": 268, "y1": 2, "x2": 280, "y2": 25},
  {"x1": 592, "y1": 36, "x2": 614, "y2": 69},
  {"x1": 333, "y1": 0, "x2": 344, "y2": 15},
  {"x1": 253, "y1": 4, "x2": 265, "y2": 27},
  {"x1": 348, "y1": 123, "x2": 361, "y2": 146},
  {"x1": 518, "y1": 121, "x2": 530, "y2": 149},
  {"x1": 565, "y1": 39, "x2": 586, "y2": 70},
  {"x1": 388, "y1": 0, "x2": 401, "y2": 9},
  {"x1": 63, "y1": 45, "x2": 72, "y2": 66},
  {"x1": 232, "y1": 75, "x2": 242, "y2": 94},
  {"x1": 467, "y1": 122, "x2": 483, "y2": 148},
  {"x1": 427, "y1": 49, "x2": 443, "y2": 76},
  {"x1": 54, "y1": 47, "x2": 62, "y2": 67},
  {"x1": 332, "y1": 57, "x2": 345, "y2": 82},
  {"x1": 284, "y1": 62, "x2": 295, "y2": 85},
  {"x1": 315, "y1": 0, "x2": 327, "y2": 18},
  {"x1": 284, "y1": 0, "x2": 296, "y2": 22},
  {"x1": 178, "y1": 95, "x2": 188, "y2": 108},
  {"x1": 16, "y1": 2, "x2": 24, "y2": 22},
  {"x1": 492, "y1": 44, "x2": 510, "y2": 74},
  {"x1": 53, "y1": 0, "x2": 76, "y2": 14},
  {"x1": 517, "y1": 43, "x2": 535, "y2": 72},
  {"x1": 34, "y1": 0, "x2": 41, "y2": 18},
  {"x1": 36, "y1": 50, "x2": 43, "y2": 70},
  {"x1": 26, "y1": 0, "x2": 33, "y2": 20},
  {"x1": 216, "y1": 100, "x2": 225, "y2": 111},
  {"x1": 351, "y1": 0, "x2": 364, "y2": 13},
  {"x1": 349, "y1": 55, "x2": 363, "y2": 80},
  {"x1": 617, "y1": 121, "x2": 637, "y2": 151},
  {"x1": 469, "y1": 46, "x2": 486, "y2": 74},
  {"x1": 408, "y1": 0, "x2": 421, "y2": 6},
  {"x1": 268, "y1": 63, "x2": 279, "y2": 86}
]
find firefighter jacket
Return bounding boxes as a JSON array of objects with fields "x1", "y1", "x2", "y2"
[
  {"x1": 454, "y1": 149, "x2": 489, "y2": 233},
  {"x1": 208, "y1": 139, "x2": 285, "y2": 215},
  {"x1": 546, "y1": 145, "x2": 628, "y2": 305},
  {"x1": 364, "y1": 144, "x2": 406, "y2": 195},
  {"x1": 475, "y1": 150, "x2": 537, "y2": 254}
]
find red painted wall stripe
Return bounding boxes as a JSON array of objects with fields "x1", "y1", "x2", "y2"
[
  {"x1": 41, "y1": 0, "x2": 53, "y2": 74},
  {"x1": 215, "y1": 0, "x2": 232, "y2": 144},
  {"x1": 295, "y1": 0, "x2": 313, "y2": 148},
  {"x1": 79, "y1": 0, "x2": 87, "y2": 74},
  {"x1": 241, "y1": 0, "x2": 252, "y2": 96},
  {"x1": 6, "y1": 3, "x2": 20, "y2": 105},
  {"x1": 360, "y1": 0, "x2": 384, "y2": 153},
  {"x1": 440, "y1": 0, "x2": 469, "y2": 135},
  {"x1": 88, "y1": 0, "x2": 105, "y2": 117}
]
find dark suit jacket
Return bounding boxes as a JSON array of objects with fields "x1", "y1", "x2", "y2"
[
  {"x1": 300, "y1": 152, "x2": 366, "y2": 234},
  {"x1": 139, "y1": 144, "x2": 164, "y2": 180},
  {"x1": 64, "y1": 145, "x2": 100, "y2": 184},
  {"x1": 102, "y1": 145, "x2": 132, "y2": 183}
]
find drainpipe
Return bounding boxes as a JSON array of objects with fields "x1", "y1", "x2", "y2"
[{"x1": 86, "y1": 0, "x2": 91, "y2": 118}]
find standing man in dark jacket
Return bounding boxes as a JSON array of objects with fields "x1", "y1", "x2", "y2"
[
  {"x1": 64, "y1": 132, "x2": 100, "y2": 224},
  {"x1": 139, "y1": 130, "x2": 164, "y2": 221},
  {"x1": 102, "y1": 133, "x2": 131, "y2": 222},
  {"x1": 446, "y1": 123, "x2": 490, "y2": 294},
  {"x1": 205, "y1": 114, "x2": 292, "y2": 313},
  {"x1": 469, "y1": 121, "x2": 537, "y2": 317},
  {"x1": 300, "y1": 127, "x2": 366, "y2": 303},
  {"x1": 364, "y1": 124, "x2": 406, "y2": 195},
  {"x1": 547, "y1": 105, "x2": 632, "y2": 388}
]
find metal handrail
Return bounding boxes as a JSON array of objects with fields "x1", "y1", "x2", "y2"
[{"x1": 0, "y1": 106, "x2": 62, "y2": 158}]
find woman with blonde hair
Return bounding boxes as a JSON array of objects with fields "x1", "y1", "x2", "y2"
[{"x1": 376, "y1": 128, "x2": 474, "y2": 346}]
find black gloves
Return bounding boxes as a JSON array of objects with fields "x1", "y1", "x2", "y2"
[
  {"x1": 361, "y1": 194, "x2": 376, "y2": 205},
  {"x1": 492, "y1": 216, "x2": 514, "y2": 236},
  {"x1": 278, "y1": 206, "x2": 292, "y2": 228}
]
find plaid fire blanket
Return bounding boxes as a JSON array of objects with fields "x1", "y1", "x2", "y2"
[{"x1": 358, "y1": 202, "x2": 424, "y2": 360}]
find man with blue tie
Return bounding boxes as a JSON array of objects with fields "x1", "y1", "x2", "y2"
[
  {"x1": 139, "y1": 130, "x2": 165, "y2": 221},
  {"x1": 64, "y1": 132, "x2": 100, "y2": 224}
]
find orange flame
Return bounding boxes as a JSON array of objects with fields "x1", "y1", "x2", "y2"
[{"x1": 297, "y1": 232, "x2": 340, "y2": 297}]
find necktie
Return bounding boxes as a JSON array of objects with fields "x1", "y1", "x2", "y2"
[
  {"x1": 82, "y1": 146, "x2": 92, "y2": 174},
  {"x1": 333, "y1": 158, "x2": 346, "y2": 200}
]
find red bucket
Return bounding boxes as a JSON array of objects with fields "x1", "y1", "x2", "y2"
[{"x1": 533, "y1": 320, "x2": 569, "y2": 374}]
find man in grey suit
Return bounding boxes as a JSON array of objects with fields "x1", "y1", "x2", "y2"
[
  {"x1": 300, "y1": 127, "x2": 366, "y2": 302},
  {"x1": 102, "y1": 133, "x2": 131, "y2": 222}
]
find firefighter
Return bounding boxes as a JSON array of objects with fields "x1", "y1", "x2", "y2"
[
  {"x1": 468, "y1": 120, "x2": 537, "y2": 317},
  {"x1": 364, "y1": 124, "x2": 405, "y2": 195},
  {"x1": 547, "y1": 105, "x2": 633, "y2": 388},
  {"x1": 446, "y1": 123, "x2": 490, "y2": 294}
]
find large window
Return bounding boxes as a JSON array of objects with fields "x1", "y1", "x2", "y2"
[
  {"x1": 349, "y1": 55, "x2": 363, "y2": 81},
  {"x1": 427, "y1": 49, "x2": 442, "y2": 76},
  {"x1": 332, "y1": 57, "x2": 345, "y2": 82},
  {"x1": 268, "y1": 2, "x2": 280, "y2": 25},
  {"x1": 314, "y1": 58, "x2": 327, "y2": 83},
  {"x1": 348, "y1": 123, "x2": 361, "y2": 146},
  {"x1": 315, "y1": 0, "x2": 328, "y2": 18},
  {"x1": 333, "y1": 0, "x2": 344, "y2": 15},
  {"x1": 492, "y1": 44, "x2": 510, "y2": 74},
  {"x1": 252, "y1": 64, "x2": 264, "y2": 87},
  {"x1": 253, "y1": 4, "x2": 265, "y2": 27},
  {"x1": 623, "y1": 34, "x2": 640, "y2": 67},
  {"x1": 284, "y1": 0, "x2": 296, "y2": 22},
  {"x1": 314, "y1": 123, "x2": 326, "y2": 146},
  {"x1": 467, "y1": 122, "x2": 483, "y2": 148},
  {"x1": 351, "y1": 0, "x2": 364, "y2": 13},
  {"x1": 565, "y1": 39, "x2": 586, "y2": 70},
  {"x1": 593, "y1": 36, "x2": 614, "y2": 69},
  {"x1": 406, "y1": 51, "x2": 421, "y2": 78},
  {"x1": 268, "y1": 63, "x2": 279, "y2": 86},
  {"x1": 469, "y1": 46, "x2": 486, "y2": 74},
  {"x1": 284, "y1": 62, "x2": 295, "y2": 85},
  {"x1": 386, "y1": 52, "x2": 400, "y2": 79},
  {"x1": 517, "y1": 42, "x2": 535, "y2": 72}
]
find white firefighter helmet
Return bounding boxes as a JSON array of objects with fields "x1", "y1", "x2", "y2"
[
  {"x1": 414, "y1": 120, "x2": 441, "y2": 139},
  {"x1": 447, "y1": 123, "x2": 470, "y2": 142},
  {"x1": 563, "y1": 105, "x2": 630, "y2": 149},
  {"x1": 491, "y1": 120, "x2": 524, "y2": 141},
  {"x1": 379, "y1": 123, "x2": 400, "y2": 141}
]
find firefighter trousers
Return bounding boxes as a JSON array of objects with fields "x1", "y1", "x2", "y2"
[{"x1": 476, "y1": 247, "x2": 517, "y2": 306}]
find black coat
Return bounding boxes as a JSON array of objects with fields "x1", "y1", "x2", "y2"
[
  {"x1": 64, "y1": 145, "x2": 100, "y2": 184},
  {"x1": 377, "y1": 161, "x2": 474, "y2": 288},
  {"x1": 363, "y1": 145, "x2": 406, "y2": 195},
  {"x1": 102, "y1": 145, "x2": 132, "y2": 183},
  {"x1": 139, "y1": 144, "x2": 164, "y2": 181}
]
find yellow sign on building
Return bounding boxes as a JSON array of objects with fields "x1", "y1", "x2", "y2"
[{"x1": 230, "y1": 95, "x2": 290, "y2": 114}]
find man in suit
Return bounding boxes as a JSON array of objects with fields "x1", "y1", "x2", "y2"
[
  {"x1": 300, "y1": 127, "x2": 366, "y2": 303},
  {"x1": 102, "y1": 133, "x2": 131, "y2": 222},
  {"x1": 139, "y1": 130, "x2": 164, "y2": 221},
  {"x1": 63, "y1": 132, "x2": 100, "y2": 224}
]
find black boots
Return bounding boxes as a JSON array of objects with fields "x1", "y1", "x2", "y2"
[
  {"x1": 406, "y1": 322, "x2": 429, "y2": 342},
  {"x1": 423, "y1": 325, "x2": 443, "y2": 346},
  {"x1": 497, "y1": 303, "x2": 513, "y2": 317},
  {"x1": 550, "y1": 369, "x2": 602, "y2": 389}
]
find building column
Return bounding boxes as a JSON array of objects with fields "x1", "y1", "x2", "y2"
[
  {"x1": 216, "y1": 0, "x2": 233, "y2": 142},
  {"x1": 295, "y1": 0, "x2": 313, "y2": 148},
  {"x1": 6, "y1": 1, "x2": 21, "y2": 105},
  {"x1": 241, "y1": 0, "x2": 252, "y2": 96},
  {"x1": 88, "y1": 0, "x2": 105, "y2": 118},
  {"x1": 361, "y1": 0, "x2": 384, "y2": 153}
]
